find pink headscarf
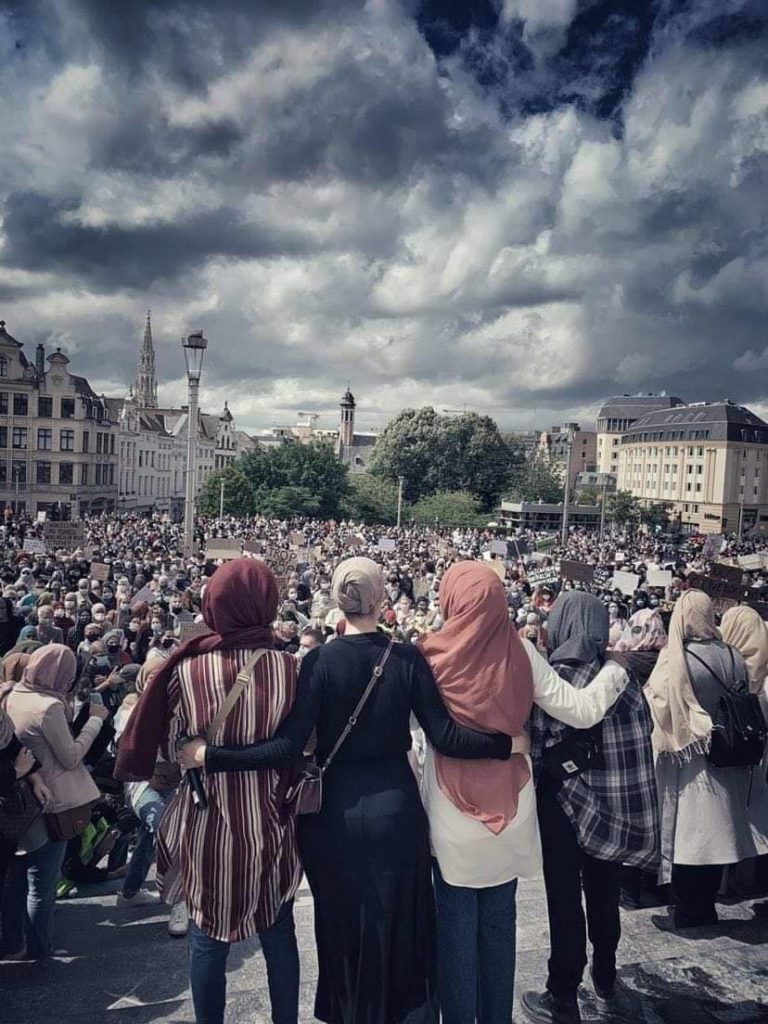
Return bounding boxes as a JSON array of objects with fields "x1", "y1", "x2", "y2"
[
  {"x1": 421, "y1": 562, "x2": 533, "y2": 835},
  {"x1": 14, "y1": 643, "x2": 77, "y2": 702}
]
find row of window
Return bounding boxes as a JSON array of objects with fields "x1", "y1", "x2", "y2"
[
  {"x1": 0, "y1": 393, "x2": 76, "y2": 418},
  {"x1": 0, "y1": 461, "x2": 115, "y2": 486},
  {"x1": 0, "y1": 427, "x2": 116, "y2": 453}
]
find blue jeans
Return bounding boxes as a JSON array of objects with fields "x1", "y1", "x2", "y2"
[
  {"x1": 188, "y1": 899, "x2": 299, "y2": 1024},
  {"x1": 433, "y1": 860, "x2": 518, "y2": 1024},
  {"x1": 122, "y1": 787, "x2": 169, "y2": 898},
  {"x1": 1, "y1": 839, "x2": 67, "y2": 958}
]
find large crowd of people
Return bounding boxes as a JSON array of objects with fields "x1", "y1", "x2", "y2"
[{"x1": 0, "y1": 508, "x2": 767, "y2": 1024}]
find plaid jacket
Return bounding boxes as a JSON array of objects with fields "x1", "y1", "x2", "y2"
[{"x1": 530, "y1": 658, "x2": 660, "y2": 869}]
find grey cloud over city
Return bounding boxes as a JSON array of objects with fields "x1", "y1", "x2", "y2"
[{"x1": 1, "y1": 0, "x2": 767, "y2": 432}]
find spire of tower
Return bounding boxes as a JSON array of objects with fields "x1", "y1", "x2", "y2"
[{"x1": 134, "y1": 309, "x2": 158, "y2": 408}]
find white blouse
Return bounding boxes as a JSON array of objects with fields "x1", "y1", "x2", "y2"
[{"x1": 420, "y1": 640, "x2": 629, "y2": 888}]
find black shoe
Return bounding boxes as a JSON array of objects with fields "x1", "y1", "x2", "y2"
[
  {"x1": 593, "y1": 983, "x2": 617, "y2": 1014},
  {"x1": 619, "y1": 890, "x2": 640, "y2": 910},
  {"x1": 652, "y1": 911, "x2": 717, "y2": 932},
  {"x1": 522, "y1": 989, "x2": 581, "y2": 1024}
]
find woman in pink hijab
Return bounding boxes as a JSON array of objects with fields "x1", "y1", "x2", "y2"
[{"x1": 421, "y1": 563, "x2": 631, "y2": 1024}]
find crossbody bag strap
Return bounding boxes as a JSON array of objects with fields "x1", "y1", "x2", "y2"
[
  {"x1": 206, "y1": 648, "x2": 270, "y2": 743},
  {"x1": 322, "y1": 637, "x2": 395, "y2": 774},
  {"x1": 685, "y1": 645, "x2": 730, "y2": 693}
]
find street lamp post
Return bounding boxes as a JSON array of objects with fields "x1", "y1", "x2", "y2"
[
  {"x1": 182, "y1": 331, "x2": 208, "y2": 558},
  {"x1": 219, "y1": 476, "x2": 225, "y2": 520},
  {"x1": 397, "y1": 476, "x2": 404, "y2": 529},
  {"x1": 560, "y1": 436, "x2": 573, "y2": 545}
]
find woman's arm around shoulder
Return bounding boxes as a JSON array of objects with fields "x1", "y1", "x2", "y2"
[
  {"x1": 523, "y1": 639, "x2": 628, "y2": 729},
  {"x1": 202, "y1": 646, "x2": 323, "y2": 774}
]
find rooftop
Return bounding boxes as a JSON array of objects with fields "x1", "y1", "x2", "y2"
[
  {"x1": 622, "y1": 401, "x2": 768, "y2": 444},
  {"x1": 598, "y1": 393, "x2": 685, "y2": 422}
]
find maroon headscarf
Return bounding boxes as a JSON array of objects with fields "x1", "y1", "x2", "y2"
[{"x1": 115, "y1": 559, "x2": 278, "y2": 781}]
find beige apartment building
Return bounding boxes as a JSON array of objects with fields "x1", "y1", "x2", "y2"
[
  {"x1": 0, "y1": 321, "x2": 118, "y2": 518},
  {"x1": 617, "y1": 401, "x2": 768, "y2": 534},
  {"x1": 537, "y1": 423, "x2": 597, "y2": 489},
  {"x1": 596, "y1": 393, "x2": 684, "y2": 475}
]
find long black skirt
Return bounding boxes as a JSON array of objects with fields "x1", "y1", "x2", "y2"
[{"x1": 298, "y1": 755, "x2": 438, "y2": 1024}]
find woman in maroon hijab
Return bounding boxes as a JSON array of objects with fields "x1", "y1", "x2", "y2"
[{"x1": 116, "y1": 559, "x2": 301, "y2": 1024}]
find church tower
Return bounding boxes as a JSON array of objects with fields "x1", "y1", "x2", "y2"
[
  {"x1": 338, "y1": 387, "x2": 355, "y2": 461},
  {"x1": 134, "y1": 310, "x2": 158, "y2": 408}
]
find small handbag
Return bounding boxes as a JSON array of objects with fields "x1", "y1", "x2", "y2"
[
  {"x1": 541, "y1": 724, "x2": 604, "y2": 784},
  {"x1": 0, "y1": 777, "x2": 43, "y2": 848},
  {"x1": 45, "y1": 800, "x2": 98, "y2": 842},
  {"x1": 284, "y1": 637, "x2": 395, "y2": 816}
]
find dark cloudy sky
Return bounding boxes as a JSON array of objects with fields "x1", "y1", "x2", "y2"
[{"x1": 1, "y1": 0, "x2": 767, "y2": 434}]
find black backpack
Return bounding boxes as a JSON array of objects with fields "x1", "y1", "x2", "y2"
[{"x1": 687, "y1": 646, "x2": 767, "y2": 769}]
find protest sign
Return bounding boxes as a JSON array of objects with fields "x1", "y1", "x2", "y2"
[
  {"x1": 89, "y1": 562, "x2": 111, "y2": 582},
  {"x1": 688, "y1": 572, "x2": 743, "y2": 603},
  {"x1": 593, "y1": 566, "x2": 614, "y2": 588},
  {"x1": 489, "y1": 539, "x2": 508, "y2": 557},
  {"x1": 22, "y1": 538, "x2": 45, "y2": 554},
  {"x1": 559, "y1": 560, "x2": 594, "y2": 584},
  {"x1": 738, "y1": 554, "x2": 764, "y2": 572},
  {"x1": 646, "y1": 569, "x2": 673, "y2": 588},
  {"x1": 527, "y1": 551, "x2": 548, "y2": 563},
  {"x1": 311, "y1": 546, "x2": 324, "y2": 561},
  {"x1": 614, "y1": 551, "x2": 626, "y2": 565},
  {"x1": 36, "y1": 511, "x2": 47, "y2": 524},
  {"x1": 535, "y1": 537, "x2": 556, "y2": 553},
  {"x1": 178, "y1": 621, "x2": 214, "y2": 642},
  {"x1": 262, "y1": 548, "x2": 298, "y2": 577},
  {"x1": 527, "y1": 566, "x2": 560, "y2": 588},
  {"x1": 345, "y1": 535, "x2": 364, "y2": 550},
  {"x1": 710, "y1": 563, "x2": 743, "y2": 586},
  {"x1": 132, "y1": 585, "x2": 157, "y2": 606},
  {"x1": 611, "y1": 571, "x2": 640, "y2": 596},
  {"x1": 242, "y1": 538, "x2": 262, "y2": 555},
  {"x1": 289, "y1": 532, "x2": 306, "y2": 549},
  {"x1": 44, "y1": 521, "x2": 85, "y2": 550},
  {"x1": 509, "y1": 538, "x2": 529, "y2": 557},
  {"x1": 205, "y1": 539, "x2": 241, "y2": 561},
  {"x1": 413, "y1": 580, "x2": 431, "y2": 599},
  {"x1": 702, "y1": 534, "x2": 725, "y2": 560},
  {"x1": 378, "y1": 538, "x2": 396, "y2": 553}
]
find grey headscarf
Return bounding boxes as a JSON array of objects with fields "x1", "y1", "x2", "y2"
[
  {"x1": 331, "y1": 558, "x2": 385, "y2": 617},
  {"x1": 547, "y1": 591, "x2": 609, "y2": 666}
]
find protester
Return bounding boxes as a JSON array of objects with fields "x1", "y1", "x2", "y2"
[
  {"x1": 648, "y1": 591, "x2": 768, "y2": 930},
  {"x1": 2, "y1": 645, "x2": 108, "y2": 959},
  {"x1": 116, "y1": 559, "x2": 303, "y2": 1024}
]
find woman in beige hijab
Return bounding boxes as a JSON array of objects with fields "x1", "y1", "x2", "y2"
[{"x1": 647, "y1": 590, "x2": 768, "y2": 930}]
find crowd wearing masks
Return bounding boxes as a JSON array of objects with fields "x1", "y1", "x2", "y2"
[{"x1": 0, "y1": 508, "x2": 766, "y2": 1024}]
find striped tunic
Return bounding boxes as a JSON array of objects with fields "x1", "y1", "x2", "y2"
[{"x1": 156, "y1": 647, "x2": 301, "y2": 943}]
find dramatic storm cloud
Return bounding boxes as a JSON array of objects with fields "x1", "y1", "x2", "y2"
[{"x1": 0, "y1": 0, "x2": 767, "y2": 432}]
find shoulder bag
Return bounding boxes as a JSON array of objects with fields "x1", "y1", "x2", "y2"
[
  {"x1": 0, "y1": 777, "x2": 43, "y2": 848},
  {"x1": 284, "y1": 637, "x2": 395, "y2": 816}
]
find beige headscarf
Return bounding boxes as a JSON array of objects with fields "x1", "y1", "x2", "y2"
[
  {"x1": 720, "y1": 606, "x2": 768, "y2": 695},
  {"x1": 331, "y1": 558, "x2": 384, "y2": 617},
  {"x1": 645, "y1": 589, "x2": 720, "y2": 757}
]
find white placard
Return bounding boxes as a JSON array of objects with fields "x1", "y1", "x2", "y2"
[
  {"x1": 611, "y1": 570, "x2": 640, "y2": 595},
  {"x1": 132, "y1": 585, "x2": 157, "y2": 606},
  {"x1": 378, "y1": 538, "x2": 396, "y2": 553},
  {"x1": 614, "y1": 551, "x2": 626, "y2": 564},
  {"x1": 23, "y1": 538, "x2": 46, "y2": 554},
  {"x1": 36, "y1": 511, "x2": 47, "y2": 524},
  {"x1": 737, "y1": 554, "x2": 764, "y2": 571},
  {"x1": 205, "y1": 539, "x2": 241, "y2": 560},
  {"x1": 646, "y1": 569, "x2": 672, "y2": 588},
  {"x1": 490, "y1": 539, "x2": 508, "y2": 556}
]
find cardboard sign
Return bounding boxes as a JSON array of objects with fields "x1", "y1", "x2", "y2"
[
  {"x1": 535, "y1": 537, "x2": 556, "y2": 553},
  {"x1": 22, "y1": 538, "x2": 46, "y2": 554},
  {"x1": 614, "y1": 551, "x2": 626, "y2": 565},
  {"x1": 593, "y1": 566, "x2": 614, "y2": 588},
  {"x1": 89, "y1": 562, "x2": 111, "y2": 582},
  {"x1": 43, "y1": 521, "x2": 85, "y2": 550},
  {"x1": 559, "y1": 560, "x2": 594, "y2": 584},
  {"x1": 262, "y1": 547, "x2": 297, "y2": 577},
  {"x1": 527, "y1": 566, "x2": 560, "y2": 588},
  {"x1": 378, "y1": 538, "x2": 396, "y2": 553},
  {"x1": 243, "y1": 538, "x2": 262, "y2": 555},
  {"x1": 710, "y1": 563, "x2": 743, "y2": 586},
  {"x1": 312, "y1": 546, "x2": 324, "y2": 561},
  {"x1": 489, "y1": 539, "x2": 508, "y2": 557},
  {"x1": 178, "y1": 620, "x2": 214, "y2": 641},
  {"x1": 738, "y1": 554, "x2": 764, "y2": 572},
  {"x1": 688, "y1": 573, "x2": 743, "y2": 603},
  {"x1": 510, "y1": 538, "x2": 529, "y2": 557},
  {"x1": 702, "y1": 534, "x2": 724, "y2": 560},
  {"x1": 413, "y1": 580, "x2": 431, "y2": 600},
  {"x1": 36, "y1": 511, "x2": 47, "y2": 524},
  {"x1": 132, "y1": 585, "x2": 157, "y2": 606},
  {"x1": 646, "y1": 569, "x2": 673, "y2": 588},
  {"x1": 611, "y1": 571, "x2": 640, "y2": 596},
  {"x1": 205, "y1": 539, "x2": 241, "y2": 561},
  {"x1": 289, "y1": 532, "x2": 306, "y2": 549},
  {"x1": 346, "y1": 535, "x2": 364, "y2": 550}
]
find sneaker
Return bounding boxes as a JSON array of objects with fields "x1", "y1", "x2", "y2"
[
  {"x1": 522, "y1": 989, "x2": 581, "y2": 1024},
  {"x1": 116, "y1": 889, "x2": 159, "y2": 908},
  {"x1": 167, "y1": 900, "x2": 189, "y2": 938},
  {"x1": 593, "y1": 983, "x2": 617, "y2": 1014}
]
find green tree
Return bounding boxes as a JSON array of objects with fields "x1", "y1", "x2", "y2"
[
  {"x1": 410, "y1": 491, "x2": 484, "y2": 528},
  {"x1": 197, "y1": 465, "x2": 256, "y2": 517},
  {"x1": 369, "y1": 407, "x2": 519, "y2": 510},
  {"x1": 343, "y1": 474, "x2": 401, "y2": 525},
  {"x1": 239, "y1": 441, "x2": 349, "y2": 518},
  {"x1": 607, "y1": 490, "x2": 641, "y2": 527},
  {"x1": 639, "y1": 501, "x2": 671, "y2": 532},
  {"x1": 506, "y1": 455, "x2": 565, "y2": 504}
]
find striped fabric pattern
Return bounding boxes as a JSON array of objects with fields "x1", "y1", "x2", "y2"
[{"x1": 156, "y1": 647, "x2": 301, "y2": 943}]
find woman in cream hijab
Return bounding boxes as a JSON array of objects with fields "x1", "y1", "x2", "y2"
[{"x1": 647, "y1": 590, "x2": 768, "y2": 930}]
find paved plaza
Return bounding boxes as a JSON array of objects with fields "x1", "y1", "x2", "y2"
[{"x1": 1, "y1": 876, "x2": 766, "y2": 1024}]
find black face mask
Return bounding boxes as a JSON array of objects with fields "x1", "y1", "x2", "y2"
[
  {"x1": 161, "y1": 638, "x2": 175, "y2": 649},
  {"x1": 107, "y1": 644, "x2": 120, "y2": 654}
]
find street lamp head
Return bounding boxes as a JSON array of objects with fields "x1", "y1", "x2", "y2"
[{"x1": 182, "y1": 330, "x2": 208, "y2": 382}]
